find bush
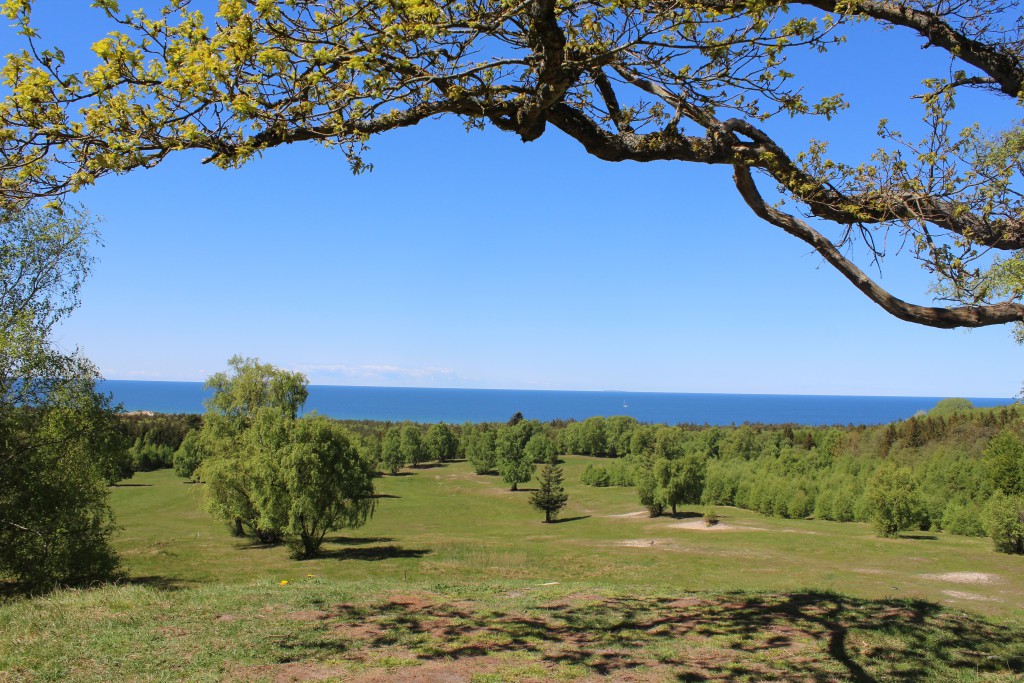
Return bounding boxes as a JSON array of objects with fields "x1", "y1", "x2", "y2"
[
  {"x1": 865, "y1": 464, "x2": 924, "y2": 537},
  {"x1": 982, "y1": 492, "x2": 1024, "y2": 554},
  {"x1": 785, "y1": 490, "x2": 814, "y2": 519},
  {"x1": 581, "y1": 464, "x2": 611, "y2": 487},
  {"x1": 942, "y1": 502, "x2": 986, "y2": 537}
]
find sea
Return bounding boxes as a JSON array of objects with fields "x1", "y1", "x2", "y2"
[{"x1": 98, "y1": 380, "x2": 1015, "y2": 427}]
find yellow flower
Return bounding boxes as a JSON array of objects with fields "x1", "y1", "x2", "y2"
[
  {"x1": 306, "y1": 574, "x2": 314, "y2": 578},
  {"x1": 279, "y1": 580, "x2": 288, "y2": 586}
]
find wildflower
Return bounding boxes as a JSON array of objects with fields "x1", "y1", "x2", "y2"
[{"x1": 279, "y1": 580, "x2": 288, "y2": 586}]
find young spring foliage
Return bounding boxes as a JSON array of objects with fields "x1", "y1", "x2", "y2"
[
  {"x1": 2, "y1": 1, "x2": 1024, "y2": 330},
  {"x1": 195, "y1": 357, "x2": 376, "y2": 558},
  {"x1": 0, "y1": 204, "x2": 123, "y2": 591}
]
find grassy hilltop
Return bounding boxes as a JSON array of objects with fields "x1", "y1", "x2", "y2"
[{"x1": 2, "y1": 458, "x2": 1023, "y2": 681}]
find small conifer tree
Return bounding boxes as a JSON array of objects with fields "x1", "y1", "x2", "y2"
[{"x1": 531, "y1": 463, "x2": 569, "y2": 523}]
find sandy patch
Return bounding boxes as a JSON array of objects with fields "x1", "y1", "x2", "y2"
[
  {"x1": 920, "y1": 572, "x2": 999, "y2": 584},
  {"x1": 607, "y1": 511, "x2": 650, "y2": 518},
  {"x1": 852, "y1": 568, "x2": 886, "y2": 575},
  {"x1": 284, "y1": 610, "x2": 331, "y2": 622},
  {"x1": 615, "y1": 539, "x2": 669, "y2": 548},
  {"x1": 667, "y1": 520, "x2": 761, "y2": 531},
  {"x1": 667, "y1": 596, "x2": 710, "y2": 609},
  {"x1": 942, "y1": 590, "x2": 996, "y2": 602}
]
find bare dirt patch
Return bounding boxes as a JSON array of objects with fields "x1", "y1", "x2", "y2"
[
  {"x1": 345, "y1": 656, "x2": 535, "y2": 682},
  {"x1": 942, "y1": 590, "x2": 996, "y2": 602},
  {"x1": 385, "y1": 593, "x2": 437, "y2": 611},
  {"x1": 667, "y1": 596, "x2": 711, "y2": 610},
  {"x1": 334, "y1": 620, "x2": 388, "y2": 641},
  {"x1": 667, "y1": 519, "x2": 759, "y2": 531},
  {"x1": 606, "y1": 511, "x2": 650, "y2": 518},
  {"x1": 615, "y1": 539, "x2": 670, "y2": 548},
  {"x1": 920, "y1": 572, "x2": 1000, "y2": 584},
  {"x1": 284, "y1": 610, "x2": 331, "y2": 622}
]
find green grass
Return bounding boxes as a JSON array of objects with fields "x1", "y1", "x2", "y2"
[
  {"x1": 3, "y1": 457, "x2": 1024, "y2": 681},
  {"x1": 108, "y1": 459, "x2": 1024, "y2": 617}
]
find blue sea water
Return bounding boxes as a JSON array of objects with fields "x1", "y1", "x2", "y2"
[{"x1": 98, "y1": 380, "x2": 1014, "y2": 426}]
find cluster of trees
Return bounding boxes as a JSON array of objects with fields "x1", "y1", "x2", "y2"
[
  {"x1": 574, "y1": 401, "x2": 1024, "y2": 552},
  {"x1": 184, "y1": 357, "x2": 377, "y2": 559},
  {"x1": 377, "y1": 422, "x2": 458, "y2": 474},
  {"x1": 163, "y1": 395, "x2": 1023, "y2": 549},
  {"x1": 345, "y1": 413, "x2": 557, "y2": 491},
  {"x1": 121, "y1": 413, "x2": 199, "y2": 474}
]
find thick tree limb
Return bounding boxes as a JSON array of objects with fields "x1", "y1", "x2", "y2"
[
  {"x1": 733, "y1": 165, "x2": 1024, "y2": 328},
  {"x1": 797, "y1": 0, "x2": 1024, "y2": 97}
]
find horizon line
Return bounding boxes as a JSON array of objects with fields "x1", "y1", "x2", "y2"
[{"x1": 96, "y1": 378, "x2": 1014, "y2": 401}]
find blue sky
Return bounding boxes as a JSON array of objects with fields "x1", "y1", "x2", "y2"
[{"x1": 9, "y1": 4, "x2": 1023, "y2": 397}]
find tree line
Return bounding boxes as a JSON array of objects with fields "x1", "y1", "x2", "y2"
[{"x1": 574, "y1": 400, "x2": 1024, "y2": 553}]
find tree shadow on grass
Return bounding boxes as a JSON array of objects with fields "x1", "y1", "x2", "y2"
[
  {"x1": 371, "y1": 493, "x2": 401, "y2": 499},
  {"x1": 1, "y1": 574, "x2": 190, "y2": 598},
  {"x1": 278, "y1": 590, "x2": 1024, "y2": 682},
  {"x1": 550, "y1": 515, "x2": 591, "y2": 524},
  {"x1": 111, "y1": 483, "x2": 152, "y2": 487},
  {"x1": 899, "y1": 533, "x2": 939, "y2": 541},
  {"x1": 323, "y1": 536, "x2": 395, "y2": 546},
  {"x1": 122, "y1": 575, "x2": 190, "y2": 591},
  {"x1": 237, "y1": 540, "x2": 284, "y2": 551},
  {"x1": 314, "y1": 545, "x2": 431, "y2": 562}
]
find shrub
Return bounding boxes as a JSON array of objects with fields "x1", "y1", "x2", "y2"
[
  {"x1": 581, "y1": 464, "x2": 611, "y2": 487},
  {"x1": 942, "y1": 502, "x2": 986, "y2": 537},
  {"x1": 865, "y1": 464, "x2": 924, "y2": 537},
  {"x1": 982, "y1": 492, "x2": 1024, "y2": 554}
]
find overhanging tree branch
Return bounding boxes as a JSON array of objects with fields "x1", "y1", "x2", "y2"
[
  {"x1": 733, "y1": 164, "x2": 1024, "y2": 328},
  {"x1": 3, "y1": 0, "x2": 1024, "y2": 331}
]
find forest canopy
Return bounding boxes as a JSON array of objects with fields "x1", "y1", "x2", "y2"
[{"x1": 1, "y1": 1, "x2": 1023, "y2": 330}]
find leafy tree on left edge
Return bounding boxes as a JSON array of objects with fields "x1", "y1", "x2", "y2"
[{"x1": 0, "y1": 204, "x2": 125, "y2": 591}]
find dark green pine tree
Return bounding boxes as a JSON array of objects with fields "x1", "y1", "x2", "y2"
[{"x1": 530, "y1": 463, "x2": 569, "y2": 523}]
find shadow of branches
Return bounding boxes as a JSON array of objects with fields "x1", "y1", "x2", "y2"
[{"x1": 279, "y1": 590, "x2": 1024, "y2": 681}]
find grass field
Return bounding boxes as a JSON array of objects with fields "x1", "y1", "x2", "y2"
[{"x1": 3, "y1": 457, "x2": 1024, "y2": 681}]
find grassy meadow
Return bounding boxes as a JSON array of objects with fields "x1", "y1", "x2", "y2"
[{"x1": 3, "y1": 456, "x2": 1024, "y2": 681}]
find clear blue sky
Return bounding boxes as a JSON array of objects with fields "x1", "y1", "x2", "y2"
[{"x1": 9, "y1": 4, "x2": 1022, "y2": 397}]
